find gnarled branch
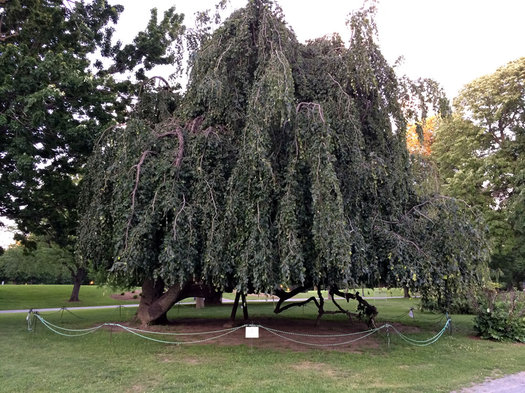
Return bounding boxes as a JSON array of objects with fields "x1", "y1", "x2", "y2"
[
  {"x1": 156, "y1": 123, "x2": 184, "y2": 168},
  {"x1": 125, "y1": 150, "x2": 154, "y2": 250}
]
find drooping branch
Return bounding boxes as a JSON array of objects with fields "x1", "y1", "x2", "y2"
[
  {"x1": 296, "y1": 102, "x2": 325, "y2": 123},
  {"x1": 273, "y1": 286, "x2": 311, "y2": 313},
  {"x1": 273, "y1": 286, "x2": 362, "y2": 326},
  {"x1": 125, "y1": 150, "x2": 154, "y2": 250},
  {"x1": 156, "y1": 123, "x2": 185, "y2": 168},
  {"x1": 274, "y1": 294, "x2": 321, "y2": 314},
  {"x1": 230, "y1": 292, "x2": 249, "y2": 322},
  {"x1": 315, "y1": 287, "x2": 326, "y2": 325},
  {"x1": 273, "y1": 287, "x2": 328, "y2": 326},
  {"x1": 145, "y1": 75, "x2": 171, "y2": 88},
  {"x1": 329, "y1": 290, "x2": 352, "y2": 319},
  {"x1": 172, "y1": 193, "x2": 186, "y2": 241},
  {"x1": 329, "y1": 288, "x2": 378, "y2": 328}
]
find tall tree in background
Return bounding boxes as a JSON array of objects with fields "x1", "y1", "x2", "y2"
[
  {"x1": 78, "y1": 0, "x2": 489, "y2": 325},
  {"x1": 406, "y1": 116, "x2": 436, "y2": 156},
  {"x1": 0, "y1": 0, "x2": 184, "y2": 300},
  {"x1": 0, "y1": 236, "x2": 72, "y2": 284},
  {"x1": 433, "y1": 57, "x2": 525, "y2": 289}
]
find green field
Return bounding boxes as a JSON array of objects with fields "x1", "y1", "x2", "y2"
[
  {"x1": 0, "y1": 284, "x2": 404, "y2": 310},
  {"x1": 1, "y1": 285, "x2": 524, "y2": 392},
  {"x1": 0, "y1": 284, "x2": 140, "y2": 310}
]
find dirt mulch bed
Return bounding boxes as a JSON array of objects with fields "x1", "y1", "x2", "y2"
[
  {"x1": 111, "y1": 316, "x2": 421, "y2": 352},
  {"x1": 110, "y1": 290, "x2": 141, "y2": 301}
]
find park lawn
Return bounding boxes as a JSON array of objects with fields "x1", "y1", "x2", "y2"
[
  {"x1": 1, "y1": 298, "x2": 524, "y2": 393},
  {"x1": 0, "y1": 284, "x2": 141, "y2": 310},
  {"x1": 1, "y1": 284, "x2": 405, "y2": 310}
]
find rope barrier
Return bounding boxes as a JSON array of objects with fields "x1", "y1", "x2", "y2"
[
  {"x1": 27, "y1": 311, "x2": 452, "y2": 348},
  {"x1": 384, "y1": 319, "x2": 451, "y2": 347},
  {"x1": 123, "y1": 325, "x2": 243, "y2": 336},
  {"x1": 111, "y1": 324, "x2": 246, "y2": 345},
  {"x1": 260, "y1": 325, "x2": 386, "y2": 347},
  {"x1": 38, "y1": 318, "x2": 105, "y2": 338},
  {"x1": 260, "y1": 325, "x2": 380, "y2": 338}
]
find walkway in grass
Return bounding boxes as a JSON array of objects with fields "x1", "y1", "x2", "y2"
[
  {"x1": 0, "y1": 295, "x2": 407, "y2": 314},
  {"x1": 453, "y1": 372, "x2": 525, "y2": 393}
]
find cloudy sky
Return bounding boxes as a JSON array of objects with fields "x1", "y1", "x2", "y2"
[{"x1": 1, "y1": 0, "x2": 523, "y2": 248}]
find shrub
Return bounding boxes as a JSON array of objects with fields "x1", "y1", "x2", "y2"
[
  {"x1": 473, "y1": 290, "x2": 525, "y2": 342},
  {"x1": 420, "y1": 293, "x2": 476, "y2": 314}
]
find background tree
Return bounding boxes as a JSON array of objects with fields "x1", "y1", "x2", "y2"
[
  {"x1": 406, "y1": 116, "x2": 437, "y2": 156},
  {"x1": 433, "y1": 57, "x2": 525, "y2": 289},
  {"x1": 0, "y1": 237, "x2": 72, "y2": 284},
  {"x1": 78, "y1": 0, "x2": 489, "y2": 325},
  {"x1": 0, "y1": 0, "x2": 184, "y2": 300}
]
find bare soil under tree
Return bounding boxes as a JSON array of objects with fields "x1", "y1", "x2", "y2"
[{"x1": 110, "y1": 315, "x2": 421, "y2": 353}]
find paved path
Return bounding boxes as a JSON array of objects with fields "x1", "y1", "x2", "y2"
[
  {"x1": 0, "y1": 295, "x2": 408, "y2": 314},
  {"x1": 453, "y1": 372, "x2": 525, "y2": 393},
  {"x1": 0, "y1": 304, "x2": 140, "y2": 314}
]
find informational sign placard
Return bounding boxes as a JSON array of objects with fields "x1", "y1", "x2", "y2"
[{"x1": 245, "y1": 326, "x2": 259, "y2": 339}]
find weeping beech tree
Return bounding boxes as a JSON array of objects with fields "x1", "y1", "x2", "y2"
[{"x1": 78, "y1": 1, "x2": 489, "y2": 326}]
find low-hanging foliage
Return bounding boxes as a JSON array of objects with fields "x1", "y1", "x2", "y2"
[{"x1": 77, "y1": 0, "x2": 489, "y2": 315}]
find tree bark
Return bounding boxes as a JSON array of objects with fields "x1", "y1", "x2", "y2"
[
  {"x1": 329, "y1": 288, "x2": 378, "y2": 328},
  {"x1": 68, "y1": 267, "x2": 86, "y2": 302},
  {"x1": 274, "y1": 286, "x2": 321, "y2": 314},
  {"x1": 404, "y1": 286, "x2": 411, "y2": 298},
  {"x1": 136, "y1": 279, "x2": 222, "y2": 326},
  {"x1": 204, "y1": 288, "x2": 223, "y2": 305},
  {"x1": 230, "y1": 292, "x2": 241, "y2": 321},
  {"x1": 241, "y1": 293, "x2": 249, "y2": 320},
  {"x1": 136, "y1": 278, "x2": 181, "y2": 326}
]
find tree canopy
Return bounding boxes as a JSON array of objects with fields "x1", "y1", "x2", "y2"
[
  {"x1": 78, "y1": 0, "x2": 489, "y2": 323},
  {"x1": 0, "y1": 237, "x2": 72, "y2": 284},
  {"x1": 433, "y1": 57, "x2": 525, "y2": 288},
  {"x1": 0, "y1": 0, "x2": 184, "y2": 299}
]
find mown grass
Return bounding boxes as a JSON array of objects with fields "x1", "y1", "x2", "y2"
[
  {"x1": 0, "y1": 284, "x2": 404, "y2": 310},
  {"x1": 1, "y1": 291, "x2": 524, "y2": 392},
  {"x1": 0, "y1": 284, "x2": 140, "y2": 310}
]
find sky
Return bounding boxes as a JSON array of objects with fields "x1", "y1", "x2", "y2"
[
  {"x1": 110, "y1": 0, "x2": 525, "y2": 99},
  {"x1": 1, "y1": 0, "x2": 524, "y2": 249}
]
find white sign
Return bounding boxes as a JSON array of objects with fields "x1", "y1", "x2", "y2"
[{"x1": 245, "y1": 326, "x2": 259, "y2": 339}]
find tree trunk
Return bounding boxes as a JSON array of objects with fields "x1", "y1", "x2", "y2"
[
  {"x1": 241, "y1": 293, "x2": 249, "y2": 320},
  {"x1": 404, "y1": 286, "x2": 411, "y2": 298},
  {"x1": 204, "y1": 288, "x2": 222, "y2": 305},
  {"x1": 136, "y1": 279, "x2": 220, "y2": 326},
  {"x1": 136, "y1": 278, "x2": 182, "y2": 326},
  {"x1": 230, "y1": 292, "x2": 241, "y2": 321},
  {"x1": 68, "y1": 267, "x2": 86, "y2": 302},
  {"x1": 229, "y1": 292, "x2": 249, "y2": 322}
]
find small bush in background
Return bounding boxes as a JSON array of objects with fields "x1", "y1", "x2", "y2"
[{"x1": 474, "y1": 290, "x2": 525, "y2": 343}]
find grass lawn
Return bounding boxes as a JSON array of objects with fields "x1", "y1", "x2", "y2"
[
  {"x1": 0, "y1": 284, "x2": 404, "y2": 310},
  {"x1": 0, "y1": 284, "x2": 141, "y2": 310},
  {"x1": 1, "y1": 288, "x2": 524, "y2": 392}
]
